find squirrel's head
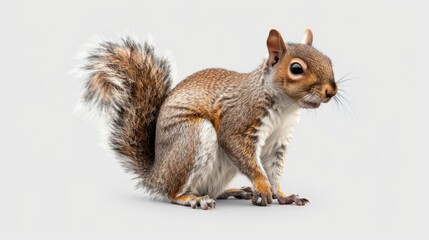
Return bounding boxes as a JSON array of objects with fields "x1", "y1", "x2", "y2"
[{"x1": 267, "y1": 29, "x2": 337, "y2": 108}]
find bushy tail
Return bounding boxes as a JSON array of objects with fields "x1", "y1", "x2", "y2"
[{"x1": 80, "y1": 37, "x2": 172, "y2": 190}]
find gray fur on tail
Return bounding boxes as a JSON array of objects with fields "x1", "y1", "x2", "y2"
[{"x1": 80, "y1": 37, "x2": 172, "y2": 192}]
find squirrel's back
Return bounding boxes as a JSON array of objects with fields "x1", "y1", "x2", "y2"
[{"x1": 157, "y1": 66, "x2": 264, "y2": 132}]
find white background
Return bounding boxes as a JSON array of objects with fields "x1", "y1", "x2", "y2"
[{"x1": 1, "y1": 0, "x2": 428, "y2": 239}]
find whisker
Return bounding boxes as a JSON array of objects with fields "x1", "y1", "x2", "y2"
[
  {"x1": 338, "y1": 88, "x2": 353, "y2": 97},
  {"x1": 332, "y1": 94, "x2": 340, "y2": 111},
  {"x1": 336, "y1": 71, "x2": 359, "y2": 89},
  {"x1": 336, "y1": 92, "x2": 356, "y2": 116},
  {"x1": 336, "y1": 72, "x2": 354, "y2": 82},
  {"x1": 336, "y1": 77, "x2": 358, "y2": 85},
  {"x1": 331, "y1": 71, "x2": 357, "y2": 117},
  {"x1": 333, "y1": 95, "x2": 350, "y2": 116}
]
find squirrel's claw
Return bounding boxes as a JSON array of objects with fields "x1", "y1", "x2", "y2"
[
  {"x1": 251, "y1": 191, "x2": 273, "y2": 206},
  {"x1": 189, "y1": 195, "x2": 216, "y2": 210}
]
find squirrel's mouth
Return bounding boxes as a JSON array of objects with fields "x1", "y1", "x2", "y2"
[
  {"x1": 298, "y1": 92, "x2": 322, "y2": 109},
  {"x1": 299, "y1": 101, "x2": 321, "y2": 109}
]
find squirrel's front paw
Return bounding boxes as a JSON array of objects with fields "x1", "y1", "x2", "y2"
[
  {"x1": 251, "y1": 178, "x2": 273, "y2": 206},
  {"x1": 252, "y1": 191, "x2": 273, "y2": 206},
  {"x1": 277, "y1": 194, "x2": 309, "y2": 206}
]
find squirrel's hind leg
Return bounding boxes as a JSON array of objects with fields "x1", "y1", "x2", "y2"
[{"x1": 166, "y1": 120, "x2": 237, "y2": 209}]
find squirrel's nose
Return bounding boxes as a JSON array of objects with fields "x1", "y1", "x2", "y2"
[{"x1": 322, "y1": 81, "x2": 337, "y2": 100}]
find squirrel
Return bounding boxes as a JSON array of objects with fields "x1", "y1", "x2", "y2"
[{"x1": 79, "y1": 29, "x2": 337, "y2": 210}]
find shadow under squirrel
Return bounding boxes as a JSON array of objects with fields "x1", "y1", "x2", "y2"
[{"x1": 79, "y1": 29, "x2": 337, "y2": 210}]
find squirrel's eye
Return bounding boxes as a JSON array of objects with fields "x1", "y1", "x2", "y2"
[{"x1": 290, "y1": 62, "x2": 304, "y2": 75}]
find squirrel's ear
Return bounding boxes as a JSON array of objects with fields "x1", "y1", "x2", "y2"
[
  {"x1": 267, "y1": 29, "x2": 287, "y2": 67},
  {"x1": 302, "y1": 29, "x2": 313, "y2": 46}
]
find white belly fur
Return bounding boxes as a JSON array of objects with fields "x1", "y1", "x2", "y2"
[{"x1": 256, "y1": 101, "x2": 301, "y2": 188}]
